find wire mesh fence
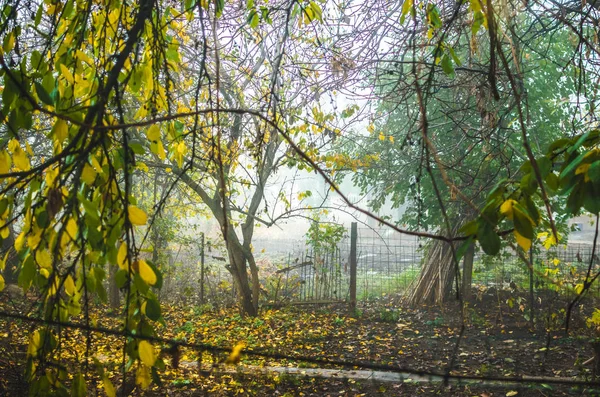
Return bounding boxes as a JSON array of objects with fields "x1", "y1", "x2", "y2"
[{"x1": 158, "y1": 224, "x2": 600, "y2": 307}]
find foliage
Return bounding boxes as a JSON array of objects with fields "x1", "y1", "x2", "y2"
[
  {"x1": 467, "y1": 130, "x2": 600, "y2": 258},
  {"x1": 0, "y1": 0, "x2": 333, "y2": 392},
  {"x1": 305, "y1": 214, "x2": 346, "y2": 255}
]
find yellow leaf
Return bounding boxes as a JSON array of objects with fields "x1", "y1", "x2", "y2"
[
  {"x1": 12, "y1": 146, "x2": 30, "y2": 171},
  {"x1": 506, "y1": 391, "x2": 518, "y2": 397},
  {"x1": 3, "y1": 32, "x2": 14, "y2": 52},
  {"x1": 66, "y1": 218, "x2": 78, "y2": 240},
  {"x1": 147, "y1": 124, "x2": 160, "y2": 142},
  {"x1": 552, "y1": 258, "x2": 560, "y2": 266},
  {"x1": 27, "y1": 228, "x2": 43, "y2": 249},
  {"x1": 0, "y1": 251, "x2": 7, "y2": 271},
  {"x1": 378, "y1": 132, "x2": 385, "y2": 141},
  {"x1": 53, "y1": 119, "x2": 68, "y2": 143},
  {"x1": 575, "y1": 283, "x2": 584, "y2": 294},
  {"x1": 0, "y1": 151, "x2": 11, "y2": 174},
  {"x1": 514, "y1": 230, "x2": 531, "y2": 252},
  {"x1": 59, "y1": 64, "x2": 74, "y2": 84},
  {"x1": 28, "y1": 330, "x2": 41, "y2": 357},
  {"x1": 81, "y1": 163, "x2": 96, "y2": 185},
  {"x1": 155, "y1": 140, "x2": 166, "y2": 160},
  {"x1": 0, "y1": 274, "x2": 4, "y2": 292},
  {"x1": 91, "y1": 156, "x2": 103, "y2": 172},
  {"x1": 103, "y1": 376, "x2": 116, "y2": 397},
  {"x1": 14, "y1": 231, "x2": 25, "y2": 252},
  {"x1": 137, "y1": 260, "x2": 156, "y2": 286},
  {"x1": 135, "y1": 365, "x2": 152, "y2": 389},
  {"x1": 575, "y1": 163, "x2": 591, "y2": 182},
  {"x1": 0, "y1": 227, "x2": 8, "y2": 239},
  {"x1": 500, "y1": 199, "x2": 516, "y2": 220},
  {"x1": 138, "y1": 340, "x2": 156, "y2": 366},
  {"x1": 36, "y1": 249, "x2": 52, "y2": 269},
  {"x1": 117, "y1": 242, "x2": 128, "y2": 270},
  {"x1": 389, "y1": 135, "x2": 395, "y2": 144},
  {"x1": 64, "y1": 275, "x2": 75, "y2": 296},
  {"x1": 224, "y1": 342, "x2": 246, "y2": 365},
  {"x1": 45, "y1": 166, "x2": 60, "y2": 187},
  {"x1": 128, "y1": 206, "x2": 147, "y2": 225}
]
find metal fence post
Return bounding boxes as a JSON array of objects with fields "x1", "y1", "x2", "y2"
[{"x1": 349, "y1": 222, "x2": 357, "y2": 311}]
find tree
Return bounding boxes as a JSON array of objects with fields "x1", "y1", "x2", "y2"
[
  {"x1": 0, "y1": 0, "x2": 335, "y2": 392},
  {"x1": 333, "y1": 0, "x2": 597, "y2": 303}
]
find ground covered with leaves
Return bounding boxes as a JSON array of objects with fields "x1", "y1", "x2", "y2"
[{"x1": 1, "y1": 290, "x2": 599, "y2": 396}]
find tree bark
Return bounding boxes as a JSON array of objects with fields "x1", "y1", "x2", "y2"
[
  {"x1": 461, "y1": 242, "x2": 475, "y2": 302},
  {"x1": 226, "y1": 237, "x2": 258, "y2": 317}
]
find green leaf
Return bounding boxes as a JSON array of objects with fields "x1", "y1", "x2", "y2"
[
  {"x1": 400, "y1": 0, "x2": 413, "y2": 24},
  {"x1": 440, "y1": 54, "x2": 455, "y2": 78},
  {"x1": 566, "y1": 183, "x2": 584, "y2": 215},
  {"x1": 478, "y1": 220, "x2": 500, "y2": 255},
  {"x1": 583, "y1": 183, "x2": 600, "y2": 214},
  {"x1": 215, "y1": 0, "x2": 224, "y2": 17},
  {"x1": 545, "y1": 172, "x2": 559, "y2": 192},
  {"x1": 568, "y1": 129, "x2": 599, "y2": 155},
  {"x1": 559, "y1": 151, "x2": 587, "y2": 181},
  {"x1": 455, "y1": 236, "x2": 474, "y2": 261},
  {"x1": 146, "y1": 298, "x2": 161, "y2": 321},
  {"x1": 70, "y1": 373, "x2": 86, "y2": 397},
  {"x1": 247, "y1": 10, "x2": 259, "y2": 29},
  {"x1": 115, "y1": 269, "x2": 128, "y2": 289},
  {"x1": 472, "y1": 11, "x2": 484, "y2": 35},
  {"x1": 78, "y1": 194, "x2": 99, "y2": 221},
  {"x1": 459, "y1": 219, "x2": 478, "y2": 236},
  {"x1": 588, "y1": 160, "x2": 600, "y2": 183},
  {"x1": 18, "y1": 255, "x2": 35, "y2": 292},
  {"x1": 536, "y1": 156, "x2": 552, "y2": 177},
  {"x1": 35, "y1": 82, "x2": 54, "y2": 106},
  {"x1": 513, "y1": 207, "x2": 534, "y2": 239}
]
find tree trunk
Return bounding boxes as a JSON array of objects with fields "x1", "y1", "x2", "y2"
[
  {"x1": 462, "y1": 242, "x2": 475, "y2": 302},
  {"x1": 226, "y1": 238, "x2": 258, "y2": 317}
]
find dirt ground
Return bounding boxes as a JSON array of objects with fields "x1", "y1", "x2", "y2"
[{"x1": 1, "y1": 288, "x2": 600, "y2": 396}]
